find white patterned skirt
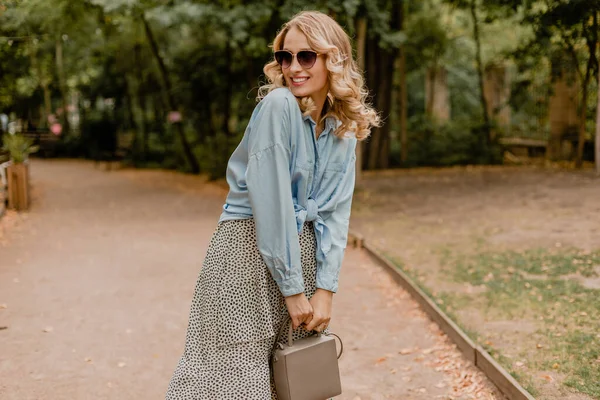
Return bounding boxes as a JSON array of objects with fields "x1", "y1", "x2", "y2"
[{"x1": 165, "y1": 219, "x2": 319, "y2": 400}]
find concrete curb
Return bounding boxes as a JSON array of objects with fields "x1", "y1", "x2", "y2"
[{"x1": 348, "y1": 231, "x2": 535, "y2": 400}]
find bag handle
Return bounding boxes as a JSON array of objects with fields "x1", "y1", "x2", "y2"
[{"x1": 275, "y1": 316, "x2": 344, "y2": 359}]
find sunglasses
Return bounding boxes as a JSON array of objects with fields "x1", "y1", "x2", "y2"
[{"x1": 274, "y1": 50, "x2": 319, "y2": 69}]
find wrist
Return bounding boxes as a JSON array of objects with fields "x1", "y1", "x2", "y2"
[{"x1": 315, "y1": 288, "x2": 334, "y2": 297}]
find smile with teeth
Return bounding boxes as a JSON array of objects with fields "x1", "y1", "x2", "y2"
[{"x1": 292, "y1": 77, "x2": 309, "y2": 83}]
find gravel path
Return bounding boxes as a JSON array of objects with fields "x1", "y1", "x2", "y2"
[{"x1": 0, "y1": 160, "x2": 502, "y2": 400}]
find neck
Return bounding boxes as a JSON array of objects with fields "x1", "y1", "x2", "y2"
[{"x1": 310, "y1": 87, "x2": 329, "y2": 127}]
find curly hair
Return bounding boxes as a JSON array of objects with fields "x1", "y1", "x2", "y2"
[{"x1": 257, "y1": 11, "x2": 380, "y2": 140}]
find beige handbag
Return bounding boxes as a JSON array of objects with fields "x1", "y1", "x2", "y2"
[{"x1": 271, "y1": 317, "x2": 344, "y2": 400}]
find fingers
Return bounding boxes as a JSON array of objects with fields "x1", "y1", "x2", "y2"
[
  {"x1": 285, "y1": 294, "x2": 313, "y2": 329},
  {"x1": 291, "y1": 313, "x2": 313, "y2": 330},
  {"x1": 290, "y1": 314, "x2": 308, "y2": 330},
  {"x1": 304, "y1": 314, "x2": 330, "y2": 332}
]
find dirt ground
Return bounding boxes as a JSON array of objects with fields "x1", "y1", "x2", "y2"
[
  {"x1": 351, "y1": 165, "x2": 600, "y2": 399},
  {"x1": 0, "y1": 159, "x2": 503, "y2": 400}
]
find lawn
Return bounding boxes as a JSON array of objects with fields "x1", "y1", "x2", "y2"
[{"x1": 351, "y1": 165, "x2": 600, "y2": 400}]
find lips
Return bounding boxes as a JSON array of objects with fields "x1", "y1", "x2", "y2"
[{"x1": 290, "y1": 76, "x2": 309, "y2": 86}]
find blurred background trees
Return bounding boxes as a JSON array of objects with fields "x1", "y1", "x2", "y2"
[{"x1": 0, "y1": 0, "x2": 598, "y2": 177}]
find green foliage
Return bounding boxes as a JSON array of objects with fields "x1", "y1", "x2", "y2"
[
  {"x1": 1, "y1": 0, "x2": 598, "y2": 173},
  {"x1": 396, "y1": 115, "x2": 502, "y2": 167},
  {"x1": 1, "y1": 134, "x2": 39, "y2": 163}
]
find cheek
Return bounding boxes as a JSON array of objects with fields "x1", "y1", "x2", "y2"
[{"x1": 311, "y1": 64, "x2": 329, "y2": 90}]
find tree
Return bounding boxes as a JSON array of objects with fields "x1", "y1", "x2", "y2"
[
  {"x1": 494, "y1": 0, "x2": 600, "y2": 167},
  {"x1": 360, "y1": 0, "x2": 407, "y2": 170}
]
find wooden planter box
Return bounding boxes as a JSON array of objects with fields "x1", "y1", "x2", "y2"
[{"x1": 7, "y1": 162, "x2": 30, "y2": 211}]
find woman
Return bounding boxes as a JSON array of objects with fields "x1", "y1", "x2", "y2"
[{"x1": 166, "y1": 10, "x2": 380, "y2": 400}]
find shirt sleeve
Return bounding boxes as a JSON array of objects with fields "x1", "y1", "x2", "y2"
[
  {"x1": 316, "y1": 147, "x2": 356, "y2": 293},
  {"x1": 245, "y1": 93, "x2": 304, "y2": 297}
]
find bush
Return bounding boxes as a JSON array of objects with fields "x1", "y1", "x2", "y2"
[
  {"x1": 194, "y1": 132, "x2": 240, "y2": 180},
  {"x1": 393, "y1": 115, "x2": 503, "y2": 167}
]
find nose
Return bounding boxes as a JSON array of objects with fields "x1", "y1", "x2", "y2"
[{"x1": 289, "y1": 55, "x2": 303, "y2": 73}]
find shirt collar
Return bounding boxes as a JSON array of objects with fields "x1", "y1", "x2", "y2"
[{"x1": 303, "y1": 115, "x2": 338, "y2": 133}]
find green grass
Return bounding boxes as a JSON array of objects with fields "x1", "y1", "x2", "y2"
[
  {"x1": 386, "y1": 247, "x2": 600, "y2": 398},
  {"x1": 447, "y1": 247, "x2": 600, "y2": 398}
]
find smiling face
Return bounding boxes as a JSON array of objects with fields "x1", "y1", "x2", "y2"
[{"x1": 281, "y1": 26, "x2": 329, "y2": 106}]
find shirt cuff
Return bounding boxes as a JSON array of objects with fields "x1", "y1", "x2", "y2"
[
  {"x1": 277, "y1": 275, "x2": 305, "y2": 297},
  {"x1": 316, "y1": 272, "x2": 339, "y2": 293}
]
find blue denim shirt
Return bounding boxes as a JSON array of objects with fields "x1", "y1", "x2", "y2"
[{"x1": 219, "y1": 87, "x2": 357, "y2": 297}]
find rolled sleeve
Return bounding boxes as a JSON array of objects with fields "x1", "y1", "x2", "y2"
[{"x1": 246, "y1": 92, "x2": 305, "y2": 297}]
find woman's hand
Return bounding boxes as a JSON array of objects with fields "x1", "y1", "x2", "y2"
[
  {"x1": 284, "y1": 293, "x2": 313, "y2": 330},
  {"x1": 304, "y1": 289, "x2": 334, "y2": 332}
]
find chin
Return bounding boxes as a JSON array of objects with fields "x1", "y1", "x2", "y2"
[{"x1": 289, "y1": 86, "x2": 313, "y2": 98}]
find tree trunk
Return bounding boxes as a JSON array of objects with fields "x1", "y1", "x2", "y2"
[
  {"x1": 355, "y1": 16, "x2": 367, "y2": 185},
  {"x1": 133, "y1": 43, "x2": 148, "y2": 158},
  {"x1": 366, "y1": 40, "x2": 382, "y2": 170},
  {"x1": 140, "y1": 14, "x2": 199, "y2": 173},
  {"x1": 596, "y1": 64, "x2": 600, "y2": 174},
  {"x1": 223, "y1": 38, "x2": 232, "y2": 138},
  {"x1": 365, "y1": 35, "x2": 395, "y2": 170},
  {"x1": 41, "y1": 80, "x2": 52, "y2": 127},
  {"x1": 576, "y1": 83, "x2": 589, "y2": 168},
  {"x1": 425, "y1": 65, "x2": 437, "y2": 117},
  {"x1": 376, "y1": 51, "x2": 394, "y2": 170},
  {"x1": 576, "y1": 12, "x2": 598, "y2": 168},
  {"x1": 152, "y1": 95, "x2": 166, "y2": 140},
  {"x1": 124, "y1": 78, "x2": 138, "y2": 134},
  {"x1": 397, "y1": 0, "x2": 408, "y2": 165},
  {"x1": 470, "y1": 0, "x2": 491, "y2": 149},
  {"x1": 55, "y1": 36, "x2": 70, "y2": 135},
  {"x1": 28, "y1": 39, "x2": 52, "y2": 127}
]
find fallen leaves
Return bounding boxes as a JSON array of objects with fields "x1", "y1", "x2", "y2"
[
  {"x1": 374, "y1": 357, "x2": 387, "y2": 365},
  {"x1": 399, "y1": 347, "x2": 416, "y2": 355},
  {"x1": 42, "y1": 326, "x2": 53, "y2": 333},
  {"x1": 428, "y1": 332, "x2": 502, "y2": 399}
]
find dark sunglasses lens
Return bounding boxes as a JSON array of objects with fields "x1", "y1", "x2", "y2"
[
  {"x1": 275, "y1": 51, "x2": 292, "y2": 68},
  {"x1": 297, "y1": 51, "x2": 317, "y2": 68}
]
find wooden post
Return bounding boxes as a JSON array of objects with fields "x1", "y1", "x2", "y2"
[{"x1": 7, "y1": 163, "x2": 30, "y2": 211}]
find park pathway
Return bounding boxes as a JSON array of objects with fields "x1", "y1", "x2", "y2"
[{"x1": 0, "y1": 160, "x2": 501, "y2": 400}]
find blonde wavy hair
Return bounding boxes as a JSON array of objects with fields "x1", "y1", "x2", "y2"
[{"x1": 258, "y1": 11, "x2": 380, "y2": 140}]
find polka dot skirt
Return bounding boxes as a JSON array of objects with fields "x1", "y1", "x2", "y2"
[{"x1": 166, "y1": 219, "x2": 320, "y2": 399}]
